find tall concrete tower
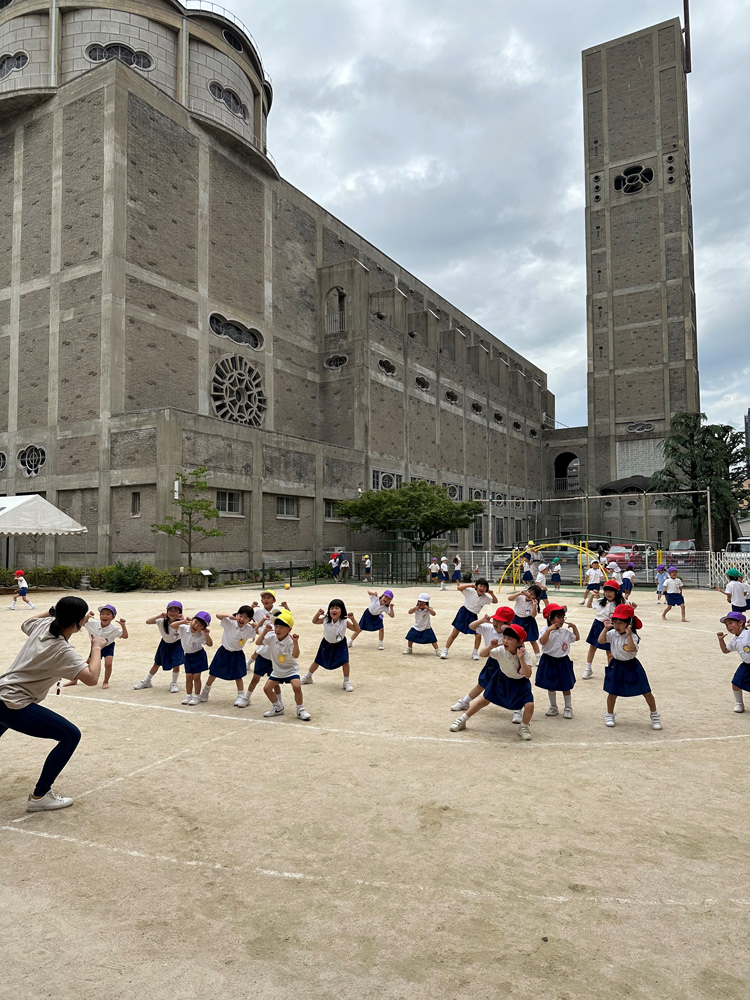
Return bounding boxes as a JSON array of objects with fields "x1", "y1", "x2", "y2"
[{"x1": 583, "y1": 18, "x2": 699, "y2": 489}]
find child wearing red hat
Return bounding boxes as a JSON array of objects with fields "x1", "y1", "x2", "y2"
[
  {"x1": 450, "y1": 621, "x2": 535, "y2": 741},
  {"x1": 450, "y1": 607, "x2": 516, "y2": 715},
  {"x1": 596, "y1": 604, "x2": 662, "y2": 729},
  {"x1": 582, "y1": 580, "x2": 630, "y2": 679},
  {"x1": 536, "y1": 604, "x2": 580, "y2": 719},
  {"x1": 8, "y1": 570, "x2": 35, "y2": 612}
]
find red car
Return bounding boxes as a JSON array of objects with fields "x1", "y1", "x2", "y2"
[{"x1": 604, "y1": 545, "x2": 643, "y2": 570}]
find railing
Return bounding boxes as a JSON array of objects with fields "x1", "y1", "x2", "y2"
[
  {"x1": 325, "y1": 312, "x2": 345, "y2": 334},
  {"x1": 554, "y1": 477, "x2": 580, "y2": 492},
  {"x1": 181, "y1": 0, "x2": 273, "y2": 86},
  {"x1": 188, "y1": 99, "x2": 277, "y2": 167}
]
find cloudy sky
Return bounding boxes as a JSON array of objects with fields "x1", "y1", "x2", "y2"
[{"x1": 239, "y1": 0, "x2": 750, "y2": 430}]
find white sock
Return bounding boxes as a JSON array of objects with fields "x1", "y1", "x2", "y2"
[
  {"x1": 734, "y1": 691, "x2": 744, "y2": 705},
  {"x1": 548, "y1": 692, "x2": 558, "y2": 708},
  {"x1": 464, "y1": 693, "x2": 472, "y2": 704},
  {"x1": 303, "y1": 671, "x2": 312, "y2": 680},
  {"x1": 650, "y1": 709, "x2": 660, "y2": 717},
  {"x1": 564, "y1": 694, "x2": 572, "y2": 709}
]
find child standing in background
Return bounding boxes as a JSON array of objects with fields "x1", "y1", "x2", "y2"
[
  {"x1": 351, "y1": 590, "x2": 395, "y2": 650},
  {"x1": 550, "y1": 559, "x2": 562, "y2": 592},
  {"x1": 621, "y1": 563, "x2": 636, "y2": 597},
  {"x1": 662, "y1": 568, "x2": 688, "y2": 622},
  {"x1": 452, "y1": 555, "x2": 462, "y2": 585},
  {"x1": 716, "y1": 611, "x2": 750, "y2": 713},
  {"x1": 363, "y1": 555, "x2": 372, "y2": 583},
  {"x1": 440, "y1": 557, "x2": 450, "y2": 591},
  {"x1": 134, "y1": 601, "x2": 186, "y2": 692},
  {"x1": 719, "y1": 568, "x2": 749, "y2": 615},
  {"x1": 655, "y1": 564, "x2": 668, "y2": 604},
  {"x1": 440, "y1": 580, "x2": 497, "y2": 660},
  {"x1": 429, "y1": 557, "x2": 440, "y2": 587},
  {"x1": 404, "y1": 593, "x2": 439, "y2": 655},
  {"x1": 8, "y1": 570, "x2": 35, "y2": 611},
  {"x1": 579, "y1": 560, "x2": 604, "y2": 608},
  {"x1": 535, "y1": 564, "x2": 550, "y2": 609}
]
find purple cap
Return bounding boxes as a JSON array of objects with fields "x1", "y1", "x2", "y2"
[
  {"x1": 667, "y1": 566, "x2": 677, "y2": 573},
  {"x1": 194, "y1": 611, "x2": 211, "y2": 626},
  {"x1": 627, "y1": 562, "x2": 635, "y2": 569},
  {"x1": 98, "y1": 604, "x2": 117, "y2": 616},
  {"x1": 167, "y1": 600, "x2": 183, "y2": 610},
  {"x1": 382, "y1": 589, "x2": 394, "y2": 599},
  {"x1": 721, "y1": 612, "x2": 747, "y2": 625},
  {"x1": 656, "y1": 564, "x2": 666, "y2": 571}
]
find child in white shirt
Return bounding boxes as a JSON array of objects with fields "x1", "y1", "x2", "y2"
[
  {"x1": 8, "y1": 570, "x2": 35, "y2": 611},
  {"x1": 661, "y1": 568, "x2": 687, "y2": 622},
  {"x1": 716, "y1": 612, "x2": 750, "y2": 713}
]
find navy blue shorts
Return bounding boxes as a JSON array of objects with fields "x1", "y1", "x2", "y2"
[
  {"x1": 666, "y1": 594, "x2": 684, "y2": 606},
  {"x1": 18, "y1": 587, "x2": 28, "y2": 597},
  {"x1": 184, "y1": 649, "x2": 208, "y2": 673},
  {"x1": 269, "y1": 674, "x2": 301, "y2": 684},
  {"x1": 452, "y1": 570, "x2": 462, "y2": 582},
  {"x1": 253, "y1": 654, "x2": 274, "y2": 677},
  {"x1": 100, "y1": 642, "x2": 116, "y2": 659},
  {"x1": 551, "y1": 573, "x2": 561, "y2": 584},
  {"x1": 586, "y1": 583, "x2": 601, "y2": 593}
]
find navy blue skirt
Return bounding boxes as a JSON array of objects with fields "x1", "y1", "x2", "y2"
[
  {"x1": 586, "y1": 619, "x2": 610, "y2": 651},
  {"x1": 621, "y1": 580, "x2": 633, "y2": 593},
  {"x1": 522, "y1": 571, "x2": 533, "y2": 582},
  {"x1": 551, "y1": 573, "x2": 561, "y2": 584},
  {"x1": 483, "y1": 671, "x2": 534, "y2": 711},
  {"x1": 666, "y1": 594, "x2": 684, "y2": 606},
  {"x1": 154, "y1": 639, "x2": 185, "y2": 670},
  {"x1": 732, "y1": 663, "x2": 750, "y2": 692},
  {"x1": 538, "y1": 589, "x2": 548, "y2": 601},
  {"x1": 732, "y1": 605, "x2": 748, "y2": 615},
  {"x1": 452, "y1": 570, "x2": 462, "y2": 581},
  {"x1": 535, "y1": 653, "x2": 576, "y2": 691},
  {"x1": 451, "y1": 606, "x2": 477, "y2": 635},
  {"x1": 477, "y1": 659, "x2": 496, "y2": 689},
  {"x1": 253, "y1": 654, "x2": 273, "y2": 676},
  {"x1": 210, "y1": 646, "x2": 247, "y2": 680},
  {"x1": 184, "y1": 649, "x2": 208, "y2": 673},
  {"x1": 100, "y1": 642, "x2": 116, "y2": 658},
  {"x1": 314, "y1": 638, "x2": 349, "y2": 670},
  {"x1": 512, "y1": 614, "x2": 539, "y2": 642},
  {"x1": 604, "y1": 657, "x2": 651, "y2": 697},
  {"x1": 359, "y1": 608, "x2": 384, "y2": 632},
  {"x1": 406, "y1": 627, "x2": 437, "y2": 644}
]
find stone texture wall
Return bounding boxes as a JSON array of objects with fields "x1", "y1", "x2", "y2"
[
  {"x1": 0, "y1": 14, "x2": 49, "y2": 93},
  {"x1": 188, "y1": 38, "x2": 255, "y2": 141}
]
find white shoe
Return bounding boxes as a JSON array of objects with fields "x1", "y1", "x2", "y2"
[
  {"x1": 134, "y1": 676, "x2": 153, "y2": 690},
  {"x1": 264, "y1": 703, "x2": 285, "y2": 717},
  {"x1": 296, "y1": 706, "x2": 311, "y2": 721},
  {"x1": 450, "y1": 714, "x2": 467, "y2": 732},
  {"x1": 169, "y1": 680, "x2": 179, "y2": 694},
  {"x1": 545, "y1": 705, "x2": 559, "y2": 717},
  {"x1": 582, "y1": 665, "x2": 593, "y2": 679},
  {"x1": 26, "y1": 789, "x2": 73, "y2": 812},
  {"x1": 378, "y1": 641, "x2": 384, "y2": 650},
  {"x1": 181, "y1": 695, "x2": 191, "y2": 705},
  {"x1": 650, "y1": 712, "x2": 663, "y2": 730},
  {"x1": 563, "y1": 706, "x2": 573, "y2": 719},
  {"x1": 511, "y1": 711, "x2": 522, "y2": 724},
  {"x1": 300, "y1": 674, "x2": 313, "y2": 684},
  {"x1": 343, "y1": 679, "x2": 353, "y2": 691},
  {"x1": 7, "y1": 604, "x2": 15, "y2": 610},
  {"x1": 578, "y1": 599, "x2": 585, "y2": 605},
  {"x1": 435, "y1": 648, "x2": 441, "y2": 656},
  {"x1": 188, "y1": 695, "x2": 200, "y2": 705},
  {"x1": 234, "y1": 693, "x2": 249, "y2": 708},
  {"x1": 471, "y1": 650, "x2": 480, "y2": 661},
  {"x1": 518, "y1": 724, "x2": 532, "y2": 741},
  {"x1": 734, "y1": 702, "x2": 745, "y2": 713},
  {"x1": 198, "y1": 687, "x2": 210, "y2": 702},
  {"x1": 347, "y1": 638, "x2": 353, "y2": 648},
  {"x1": 440, "y1": 649, "x2": 448, "y2": 660},
  {"x1": 451, "y1": 697, "x2": 470, "y2": 712},
  {"x1": 28, "y1": 603, "x2": 35, "y2": 609},
  {"x1": 403, "y1": 648, "x2": 413, "y2": 655},
  {"x1": 604, "y1": 712, "x2": 616, "y2": 727}
]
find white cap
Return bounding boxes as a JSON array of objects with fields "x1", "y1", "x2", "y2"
[
  {"x1": 538, "y1": 563, "x2": 548, "y2": 571},
  {"x1": 417, "y1": 592, "x2": 431, "y2": 602}
]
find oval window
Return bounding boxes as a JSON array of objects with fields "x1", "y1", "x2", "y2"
[
  {"x1": 445, "y1": 390, "x2": 459, "y2": 404},
  {"x1": 415, "y1": 375, "x2": 430, "y2": 390},
  {"x1": 378, "y1": 359, "x2": 396, "y2": 376},
  {"x1": 471, "y1": 402, "x2": 483, "y2": 415},
  {"x1": 325, "y1": 355, "x2": 348, "y2": 370},
  {"x1": 494, "y1": 412, "x2": 503, "y2": 423}
]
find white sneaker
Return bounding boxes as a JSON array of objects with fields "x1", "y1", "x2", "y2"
[
  {"x1": 188, "y1": 695, "x2": 200, "y2": 705},
  {"x1": 264, "y1": 703, "x2": 285, "y2": 717},
  {"x1": 28, "y1": 603, "x2": 35, "y2": 609},
  {"x1": 403, "y1": 648, "x2": 413, "y2": 655},
  {"x1": 181, "y1": 695, "x2": 191, "y2": 705},
  {"x1": 545, "y1": 705, "x2": 559, "y2": 717},
  {"x1": 347, "y1": 638, "x2": 353, "y2": 648},
  {"x1": 26, "y1": 789, "x2": 73, "y2": 812},
  {"x1": 296, "y1": 706, "x2": 311, "y2": 721},
  {"x1": 563, "y1": 706, "x2": 573, "y2": 719},
  {"x1": 604, "y1": 712, "x2": 616, "y2": 727},
  {"x1": 518, "y1": 724, "x2": 532, "y2": 741},
  {"x1": 450, "y1": 714, "x2": 467, "y2": 732},
  {"x1": 440, "y1": 649, "x2": 448, "y2": 660},
  {"x1": 650, "y1": 712, "x2": 663, "y2": 731},
  {"x1": 234, "y1": 693, "x2": 249, "y2": 708},
  {"x1": 343, "y1": 679, "x2": 353, "y2": 691},
  {"x1": 198, "y1": 687, "x2": 210, "y2": 702},
  {"x1": 7, "y1": 604, "x2": 15, "y2": 610},
  {"x1": 578, "y1": 599, "x2": 585, "y2": 605},
  {"x1": 169, "y1": 680, "x2": 179, "y2": 694},
  {"x1": 435, "y1": 648, "x2": 441, "y2": 656},
  {"x1": 378, "y1": 641, "x2": 384, "y2": 650},
  {"x1": 511, "y1": 710, "x2": 522, "y2": 724},
  {"x1": 451, "y1": 697, "x2": 470, "y2": 712},
  {"x1": 300, "y1": 674, "x2": 313, "y2": 685},
  {"x1": 734, "y1": 702, "x2": 745, "y2": 713},
  {"x1": 471, "y1": 650, "x2": 480, "y2": 661},
  {"x1": 582, "y1": 665, "x2": 593, "y2": 679},
  {"x1": 134, "y1": 676, "x2": 153, "y2": 690}
]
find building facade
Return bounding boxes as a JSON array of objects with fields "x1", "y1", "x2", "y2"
[{"x1": 0, "y1": 0, "x2": 554, "y2": 569}]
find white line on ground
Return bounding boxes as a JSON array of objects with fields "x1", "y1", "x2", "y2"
[
  {"x1": 62, "y1": 694, "x2": 750, "y2": 751},
  {"x1": 2, "y1": 823, "x2": 747, "y2": 910},
  {"x1": 10, "y1": 729, "x2": 238, "y2": 825}
]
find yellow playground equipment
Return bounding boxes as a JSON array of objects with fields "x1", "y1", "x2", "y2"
[{"x1": 497, "y1": 542, "x2": 611, "y2": 593}]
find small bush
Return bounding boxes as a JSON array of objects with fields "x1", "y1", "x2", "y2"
[
  {"x1": 141, "y1": 563, "x2": 181, "y2": 591},
  {"x1": 298, "y1": 562, "x2": 334, "y2": 582}
]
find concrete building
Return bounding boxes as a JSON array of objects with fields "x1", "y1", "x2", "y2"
[{"x1": 0, "y1": 0, "x2": 555, "y2": 570}]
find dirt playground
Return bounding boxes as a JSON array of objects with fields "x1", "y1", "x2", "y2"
[{"x1": 1, "y1": 581, "x2": 747, "y2": 999}]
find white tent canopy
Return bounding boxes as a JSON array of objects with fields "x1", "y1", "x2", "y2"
[{"x1": 0, "y1": 495, "x2": 88, "y2": 536}]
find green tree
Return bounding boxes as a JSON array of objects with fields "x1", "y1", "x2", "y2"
[
  {"x1": 336, "y1": 481, "x2": 485, "y2": 552},
  {"x1": 650, "y1": 412, "x2": 749, "y2": 549},
  {"x1": 150, "y1": 467, "x2": 226, "y2": 585}
]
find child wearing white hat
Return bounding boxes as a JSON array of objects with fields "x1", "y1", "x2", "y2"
[
  {"x1": 404, "y1": 594, "x2": 439, "y2": 655},
  {"x1": 535, "y1": 564, "x2": 550, "y2": 609}
]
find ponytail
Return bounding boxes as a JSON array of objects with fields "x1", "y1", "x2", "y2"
[{"x1": 48, "y1": 596, "x2": 89, "y2": 638}]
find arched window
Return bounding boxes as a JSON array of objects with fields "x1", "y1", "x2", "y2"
[
  {"x1": 325, "y1": 286, "x2": 346, "y2": 333},
  {"x1": 553, "y1": 453, "x2": 579, "y2": 492}
]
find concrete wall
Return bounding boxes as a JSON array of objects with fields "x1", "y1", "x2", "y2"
[{"x1": 0, "y1": 14, "x2": 49, "y2": 94}]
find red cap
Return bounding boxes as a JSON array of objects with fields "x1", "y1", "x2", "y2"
[
  {"x1": 491, "y1": 607, "x2": 515, "y2": 624},
  {"x1": 542, "y1": 603, "x2": 567, "y2": 619},
  {"x1": 602, "y1": 579, "x2": 620, "y2": 591},
  {"x1": 503, "y1": 623, "x2": 527, "y2": 643},
  {"x1": 611, "y1": 604, "x2": 642, "y2": 629},
  {"x1": 14, "y1": 570, "x2": 24, "y2": 576}
]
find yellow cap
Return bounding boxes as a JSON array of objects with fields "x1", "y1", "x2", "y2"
[
  {"x1": 363, "y1": 555, "x2": 370, "y2": 560},
  {"x1": 275, "y1": 609, "x2": 294, "y2": 629},
  {"x1": 260, "y1": 589, "x2": 276, "y2": 599}
]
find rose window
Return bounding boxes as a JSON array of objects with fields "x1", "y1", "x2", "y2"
[{"x1": 211, "y1": 356, "x2": 266, "y2": 427}]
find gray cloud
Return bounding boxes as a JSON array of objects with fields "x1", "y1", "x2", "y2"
[{"x1": 239, "y1": 0, "x2": 750, "y2": 430}]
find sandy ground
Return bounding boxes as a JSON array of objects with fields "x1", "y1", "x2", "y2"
[{"x1": 1, "y1": 581, "x2": 748, "y2": 1000}]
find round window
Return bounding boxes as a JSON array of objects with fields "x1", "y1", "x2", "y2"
[{"x1": 211, "y1": 356, "x2": 266, "y2": 427}]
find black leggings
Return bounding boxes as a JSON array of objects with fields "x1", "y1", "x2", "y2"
[{"x1": 0, "y1": 700, "x2": 81, "y2": 797}]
